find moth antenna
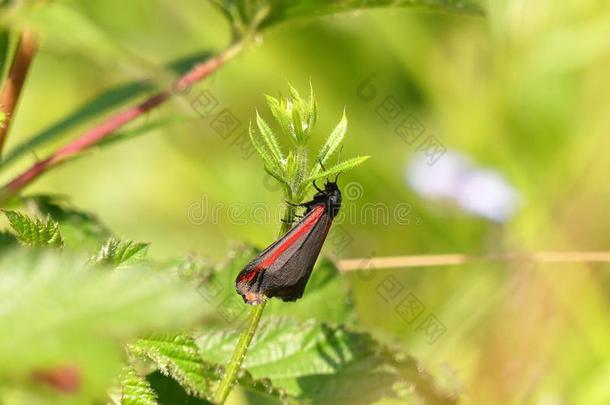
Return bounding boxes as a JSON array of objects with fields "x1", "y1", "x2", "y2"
[
  {"x1": 317, "y1": 160, "x2": 331, "y2": 184},
  {"x1": 333, "y1": 172, "x2": 342, "y2": 183},
  {"x1": 313, "y1": 180, "x2": 323, "y2": 192}
]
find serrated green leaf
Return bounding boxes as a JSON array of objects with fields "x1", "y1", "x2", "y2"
[
  {"x1": 118, "y1": 366, "x2": 159, "y2": 405},
  {"x1": 145, "y1": 371, "x2": 208, "y2": 404},
  {"x1": 291, "y1": 104, "x2": 304, "y2": 143},
  {"x1": 308, "y1": 81, "x2": 317, "y2": 131},
  {"x1": 287, "y1": 84, "x2": 316, "y2": 143},
  {"x1": 312, "y1": 110, "x2": 347, "y2": 178},
  {"x1": 0, "y1": 249, "x2": 212, "y2": 402},
  {"x1": 129, "y1": 333, "x2": 298, "y2": 404},
  {"x1": 255, "y1": 111, "x2": 285, "y2": 167},
  {"x1": 20, "y1": 194, "x2": 112, "y2": 251},
  {"x1": 3, "y1": 210, "x2": 64, "y2": 248},
  {"x1": 250, "y1": 122, "x2": 286, "y2": 180},
  {"x1": 129, "y1": 334, "x2": 216, "y2": 399},
  {"x1": 93, "y1": 238, "x2": 149, "y2": 267},
  {"x1": 256, "y1": 83, "x2": 369, "y2": 203},
  {"x1": 196, "y1": 318, "x2": 456, "y2": 404},
  {"x1": 266, "y1": 94, "x2": 295, "y2": 143},
  {"x1": 287, "y1": 83, "x2": 301, "y2": 101},
  {"x1": 304, "y1": 156, "x2": 370, "y2": 184}
]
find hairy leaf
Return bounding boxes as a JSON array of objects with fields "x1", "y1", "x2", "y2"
[
  {"x1": 0, "y1": 249, "x2": 212, "y2": 402},
  {"x1": 21, "y1": 194, "x2": 112, "y2": 250},
  {"x1": 129, "y1": 333, "x2": 297, "y2": 403},
  {"x1": 307, "y1": 82, "x2": 318, "y2": 134},
  {"x1": 3, "y1": 210, "x2": 64, "y2": 248},
  {"x1": 266, "y1": 94, "x2": 294, "y2": 144},
  {"x1": 129, "y1": 334, "x2": 217, "y2": 399},
  {"x1": 93, "y1": 238, "x2": 149, "y2": 267},
  {"x1": 196, "y1": 318, "x2": 457, "y2": 404},
  {"x1": 118, "y1": 366, "x2": 158, "y2": 405},
  {"x1": 304, "y1": 155, "x2": 370, "y2": 184},
  {"x1": 252, "y1": 84, "x2": 368, "y2": 202},
  {"x1": 312, "y1": 110, "x2": 347, "y2": 177},
  {"x1": 145, "y1": 371, "x2": 208, "y2": 404},
  {"x1": 256, "y1": 111, "x2": 285, "y2": 165}
]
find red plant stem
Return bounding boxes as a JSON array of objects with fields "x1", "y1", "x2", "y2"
[
  {"x1": 0, "y1": 42, "x2": 243, "y2": 202},
  {"x1": 0, "y1": 28, "x2": 38, "y2": 156}
]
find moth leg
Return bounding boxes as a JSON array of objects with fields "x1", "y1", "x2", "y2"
[
  {"x1": 285, "y1": 200, "x2": 310, "y2": 208},
  {"x1": 281, "y1": 214, "x2": 303, "y2": 225}
]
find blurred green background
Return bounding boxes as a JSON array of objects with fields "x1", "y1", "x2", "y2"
[{"x1": 3, "y1": 0, "x2": 610, "y2": 403}]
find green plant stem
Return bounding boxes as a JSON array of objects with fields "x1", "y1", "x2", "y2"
[
  {"x1": 213, "y1": 148, "x2": 306, "y2": 404},
  {"x1": 212, "y1": 298, "x2": 266, "y2": 404}
]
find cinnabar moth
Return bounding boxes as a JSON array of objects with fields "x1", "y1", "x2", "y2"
[{"x1": 235, "y1": 178, "x2": 342, "y2": 304}]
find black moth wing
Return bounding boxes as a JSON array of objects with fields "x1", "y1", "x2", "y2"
[
  {"x1": 235, "y1": 180, "x2": 341, "y2": 304},
  {"x1": 238, "y1": 203, "x2": 323, "y2": 272},
  {"x1": 235, "y1": 203, "x2": 333, "y2": 303},
  {"x1": 258, "y1": 208, "x2": 332, "y2": 301}
]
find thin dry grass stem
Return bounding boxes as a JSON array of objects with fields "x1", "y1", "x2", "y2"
[{"x1": 338, "y1": 251, "x2": 610, "y2": 271}]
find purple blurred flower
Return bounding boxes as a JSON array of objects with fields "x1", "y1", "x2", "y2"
[{"x1": 406, "y1": 151, "x2": 520, "y2": 223}]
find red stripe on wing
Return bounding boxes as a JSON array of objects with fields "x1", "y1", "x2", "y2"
[
  {"x1": 236, "y1": 205, "x2": 326, "y2": 285},
  {"x1": 239, "y1": 270, "x2": 258, "y2": 282},
  {"x1": 259, "y1": 205, "x2": 326, "y2": 268}
]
